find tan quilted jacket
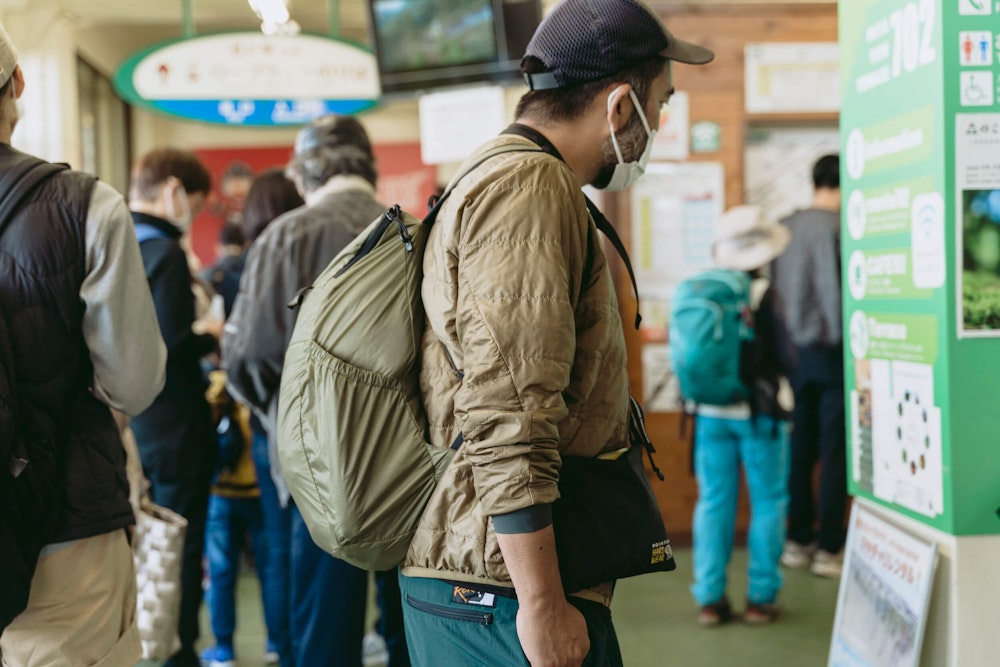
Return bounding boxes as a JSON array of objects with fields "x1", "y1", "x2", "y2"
[{"x1": 401, "y1": 135, "x2": 630, "y2": 590}]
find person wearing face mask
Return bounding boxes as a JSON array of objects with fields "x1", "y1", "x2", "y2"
[
  {"x1": 399, "y1": 1, "x2": 712, "y2": 666},
  {"x1": 129, "y1": 148, "x2": 218, "y2": 667}
]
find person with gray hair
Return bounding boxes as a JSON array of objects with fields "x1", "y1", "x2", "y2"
[
  {"x1": 0, "y1": 20, "x2": 166, "y2": 666},
  {"x1": 222, "y1": 114, "x2": 409, "y2": 667}
]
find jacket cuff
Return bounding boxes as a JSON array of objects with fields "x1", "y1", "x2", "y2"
[{"x1": 492, "y1": 503, "x2": 553, "y2": 534}]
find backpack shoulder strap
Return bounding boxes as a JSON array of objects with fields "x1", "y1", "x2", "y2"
[
  {"x1": 0, "y1": 158, "x2": 68, "y2": 237},
  {"x1": 424, "y1": 143, "x2": 545, "y2": 228}
]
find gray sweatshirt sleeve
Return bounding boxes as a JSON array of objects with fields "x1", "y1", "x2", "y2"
[{"x1": 81, "y1": 181, "x2": 167, "y2": 415}]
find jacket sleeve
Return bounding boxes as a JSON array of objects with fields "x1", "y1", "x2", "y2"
[
  {"x1": 222, "y1": 231, "x2": 293, "y2": 416},
  {"x1": 451, "y1": 178, "x2": 585, "y2": 519},
  {"x1": 80, "y1": 181, "x2": 167, "y2": 415}
]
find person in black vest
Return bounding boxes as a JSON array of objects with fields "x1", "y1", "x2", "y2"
[
  {"x1": 129, "y1": 148, "x2": 219, "y2": 667},
  {"x1": 0, "y1": 22, "x2": 167, "y2": 666}
]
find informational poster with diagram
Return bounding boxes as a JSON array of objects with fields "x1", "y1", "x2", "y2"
[
  {"x1": 848, "y1": 311, "x2": 943, "y2": 517},
  {"x1": 630, "y1": 162, "x2": 724, "y2": 302},
  {"x1": 829, "y1": 504, "x2": 937, "y2": 667},
  {"x1": 839, "y1": 0, "x2": 950, "y2": 527}
]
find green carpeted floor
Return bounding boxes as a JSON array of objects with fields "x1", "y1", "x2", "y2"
[{"x1": 146, "y1": 547, "x2": 840, "y2": 667}]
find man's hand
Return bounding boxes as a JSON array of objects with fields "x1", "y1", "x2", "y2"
[
  {"x1": 516, "y1": 598, "x2": 590, "y2": 667},
  {"x1": 495, "y1": 523, "x2": 591, "y2": 667}
]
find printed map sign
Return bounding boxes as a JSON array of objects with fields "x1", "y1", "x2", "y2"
[{"x1": 114, "y1": 32, "x2": 380, "y2": 125}]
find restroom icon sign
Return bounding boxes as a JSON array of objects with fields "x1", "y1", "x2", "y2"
[
  {"x1": 960, "y1": 32, "x2": 993, "y2": 66},
  {"x1": 960, "y1": 0, "x2": 991, "y2": 15}
]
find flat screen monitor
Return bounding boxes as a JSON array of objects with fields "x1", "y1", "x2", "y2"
[{"x1": 369, "y1": 0, "x2": 542, "y2": 95}]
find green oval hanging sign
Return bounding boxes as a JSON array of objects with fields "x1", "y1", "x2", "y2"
[{"x1": 113, "y1": 32, "x2": 381, "y2": 126}]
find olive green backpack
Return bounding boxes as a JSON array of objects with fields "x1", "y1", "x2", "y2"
[{"x1": 277, "y1": 144, "x2": 539, "y2": 571}]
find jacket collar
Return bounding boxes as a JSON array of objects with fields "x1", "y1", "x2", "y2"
[
  {"x1": 131, "y1": 211, "x2": 182, "y2": 239},
  {"x1": 502, "y1": 123, "x2": 565, "y2": 163},
  {"x1": 305, "y1": 175, "x2": 375, "y2": 207}
]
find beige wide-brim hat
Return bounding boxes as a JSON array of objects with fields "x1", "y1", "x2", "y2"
[
  {"x1": 0, "y1": 22, "x2": 17, "y2": 88},
  {"x1": 711, "y1": 205, "x2": 791, "y2": 272}
]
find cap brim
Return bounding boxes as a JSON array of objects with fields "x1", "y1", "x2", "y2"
[{"x1": 661, "y1": 38, "x2": 714, "y2": 65}]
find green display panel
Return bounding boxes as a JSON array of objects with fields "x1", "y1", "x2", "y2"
[{"x1": 841, "y1": 0, "x2": 1000, "y2": 535}]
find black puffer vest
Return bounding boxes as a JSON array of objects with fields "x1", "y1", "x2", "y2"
[{"x1": 0, "y1": 145, "x2": 133, "y2": 543}]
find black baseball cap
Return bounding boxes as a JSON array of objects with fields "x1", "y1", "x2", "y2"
[
  {"x1": 522, "y1": 0, "x2": 714, "y2": 90},
  {"x1": 294, "y1": 114, "x2": 373, "y2": 158}
]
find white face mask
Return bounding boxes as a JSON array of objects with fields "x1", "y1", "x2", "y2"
[
  {"x1": 601, "y1": 87, "x2": 657, "y2": 192},
  {"x1": 165, "y1": 185, "x2": 193, "y2": 233}
]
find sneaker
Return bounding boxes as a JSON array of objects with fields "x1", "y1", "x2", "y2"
[
  {"x1": 361, "y1": 632, "x2": 389, "y2": 666},
  {"x1": 199, "y1": 645, "x2": 236, "y2": 667},
  {"x1": 697, "y1": 597, "x2": 733, "y2": 627},
  {"x1": 744, "y1": 601, "x2": 782, "y2": 625},
  {"x1": 811, "y1": 549, "x2": 844, "y2": 578},
  {"x1": 780, "y1": 540, "x2": 817, "y2": 569}
]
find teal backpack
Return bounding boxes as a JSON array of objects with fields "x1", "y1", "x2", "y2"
[{"x1": 669, "y1": 269, "x2": 754, "y2": 406}]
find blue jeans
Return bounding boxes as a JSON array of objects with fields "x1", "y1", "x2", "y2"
[
  {"x1": 691, "y1": 414, "x2": 790, "y2": 606},
  {"x1": 205, "y1": 495, "x2": 269, "y2": 647},
  {"x1": 400, "y1": 574, "x2": 622, "y2": 667},
  {"x1": 252, "y1": 430, "x2": 292, "y2": 665},
  {"x1": 289, "y1": 505, "x2": 409, "y2": 667}
]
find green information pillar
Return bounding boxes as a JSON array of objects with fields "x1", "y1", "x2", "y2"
[{"x1": 841, "y1": 1, "x2": 1000, "y2": 662}]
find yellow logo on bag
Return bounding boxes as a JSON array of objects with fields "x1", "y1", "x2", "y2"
[{"x1": 650, "y1": 539, "x2": 673, "y2": 564}]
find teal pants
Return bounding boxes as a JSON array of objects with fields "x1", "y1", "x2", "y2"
[{"x1": 399, "y1": 573, "x2": 623, "y2": 667}]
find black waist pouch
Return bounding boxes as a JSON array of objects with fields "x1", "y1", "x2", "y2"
[{"x1": 552, "y1": 397, "x2": 676, "y2": 593}]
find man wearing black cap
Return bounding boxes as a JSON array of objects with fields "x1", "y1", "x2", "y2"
[
  {"x1": 398, "y1": 0, "x2": 712, "y2": 665},
  {"x1": 223, "y1": 115, "x2": 408, "y2": 667}
]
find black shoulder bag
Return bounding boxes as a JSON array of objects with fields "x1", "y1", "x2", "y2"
[{"x1": 550, "y1": 198, "x2": 676, "y2": 594}]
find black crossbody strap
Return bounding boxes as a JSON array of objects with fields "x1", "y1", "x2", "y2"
[{"x1": 583, "y1": 196, "x2": 642, "y2": 330}]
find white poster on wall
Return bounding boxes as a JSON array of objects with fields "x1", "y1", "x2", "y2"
[
  {"x1": 651, "y1": 91, "x2": 689, "y2": 161},
  {"x1": 745, "y1": 42, "x2": 841, "y2": 113},
  {"x1": 630, "y1": 162, "x2": 725, "y2": 302},
  {"x1": 419, "y1": 86, "x2": 507, "y2": 165}
]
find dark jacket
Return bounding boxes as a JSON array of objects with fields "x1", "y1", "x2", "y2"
[
  {"x1": 223, "y1": 177, "x2": 385, "y2": 500},
  {"x1": 0, "y1": 145, "x2": 165, "y2": 542},
  {"x1": 131, "y1": 212, "x2": 217, "y2": 479},
  {"x1": 202, "y1": 252, "x2": 246, "y2": 319},
  {"x1": 740, "y1": 281, "x2": 794, "y2": 420}
]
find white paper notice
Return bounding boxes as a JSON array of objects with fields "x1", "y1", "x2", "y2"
[
  {"x1": 630, "y1": 162, "x2": 725, "y2": 301},
  {"x1": 869, "y1": 360, "x2": 943, "y2": 517},
  {"x1": 418, "y1": 86, "x2": 507, "y2": 165},
  {"x1": 651, "y1": 91, "x2": 689, "y2": 161},
  {"x1": 641, "y1": 344, "x2": 681, "y2": 413},
  {"x1": 745, "y1": 43, "x2": 841, "y2": 113}
]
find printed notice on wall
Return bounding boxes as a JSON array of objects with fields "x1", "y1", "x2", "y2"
[
  {"x1": 829, "y1": 504, "x2": 937, "y2": 667},
  {"x1": 956, "y1": 113, "x2": 1000, "y2": 336},
  {"x1": 745, "y1": 43, "x2": 841, "y2": 113},
  {"x1": 848, "y1": 311, "x2": 943, "y2": 517},
  {"x1": 630, "y1": 162, "x2": 724, "y2": 302}
]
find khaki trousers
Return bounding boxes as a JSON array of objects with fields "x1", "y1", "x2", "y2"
[{"x1": 0, "y1": 529, "x2": 141, "y2": 667}]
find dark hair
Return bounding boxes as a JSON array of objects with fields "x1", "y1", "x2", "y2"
[
  {"x1": 131, "y1": 148, "x2": 212, "y2": 201},
  {"x1": 515, "y1": 56, "x2": 668, "y2": 124},
  {"x1": 218, "y1": 223, "x2": 245, "y2": 247},
  {"x1": 285, "y1": 145, "x2": 377, "y2": 193},
  {"x1": 222, "y1": 161, "x2": 253, "y2": 182},
  {"x1": 242, "y1": 168, "x2": 304, "y2": 241},
  {"x1": 812, "y1": 154, "x2": 840, "y2": 190}
]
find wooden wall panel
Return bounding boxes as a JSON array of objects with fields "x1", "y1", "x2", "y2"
[{"x1": 608, "y1": 3, "x2": 839, "y2": 538}]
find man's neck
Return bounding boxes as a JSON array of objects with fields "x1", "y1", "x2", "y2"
[
  {"x1": 514, "y1": 117, "x2": 604, "y2": 189},
  {"x1": 812, "y1": 188, "x2": 840, "y2": 212}
]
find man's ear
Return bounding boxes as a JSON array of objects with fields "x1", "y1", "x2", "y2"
[
  {"x1": 11, "y1": 65, "x2": 24, "y2": 98},
  {"x1": 605, "y1": 83, "x2": 635, "y2": 133}
]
